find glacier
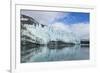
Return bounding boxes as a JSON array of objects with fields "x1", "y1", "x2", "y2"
[{"x1": 21, "y1": 14, "x2": 80, "y2": 46}]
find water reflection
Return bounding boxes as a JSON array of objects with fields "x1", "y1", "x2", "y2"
[{"x1": 21, "y1": 45, "x2": 89, "y2": 63}]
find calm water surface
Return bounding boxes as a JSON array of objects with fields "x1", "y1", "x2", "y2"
[{"x1": 21, "y1": 45, "x2": 89, "y2": 63}]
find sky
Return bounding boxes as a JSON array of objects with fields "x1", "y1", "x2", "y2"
[
  {"x1": 21, "y1": 10, "x2": 89, "y2": 25},
  {"x1": 21, "y1": 10, "x2": 90, "y2": 40},
  {"x1": 55, "y1": 12, "x2": 89, "y2": 24}
]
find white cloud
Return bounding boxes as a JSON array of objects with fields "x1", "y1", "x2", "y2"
[
  {"x1": 51, "y1": 22, "x2": 71, "y2": 32},
  {"x1": 70, "y1": 23, "x2": 89, "y2": 40},
  {"x1": 51, "y1": 22, "x2": 89, "y2": 40}
]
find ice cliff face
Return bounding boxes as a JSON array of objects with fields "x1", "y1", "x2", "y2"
[{"x1": 21, "y1": 14, "x2": 80, "y2": 46}]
